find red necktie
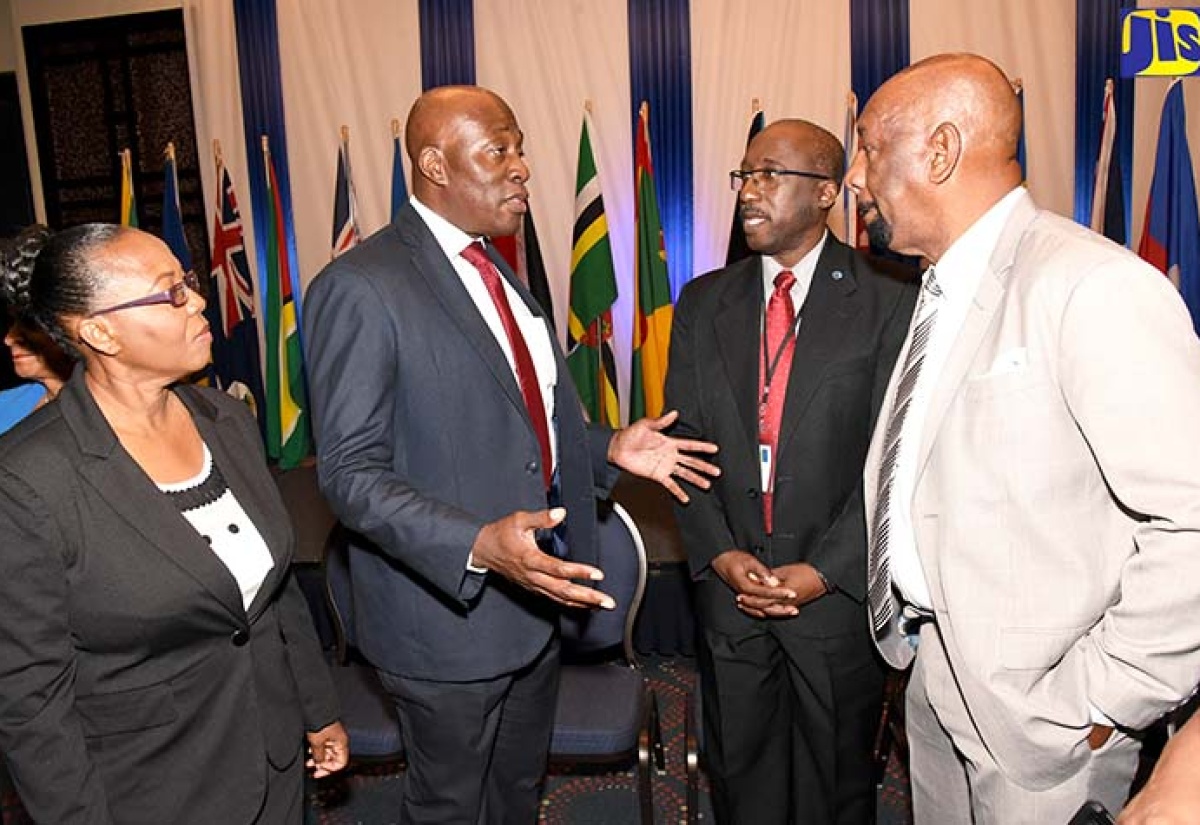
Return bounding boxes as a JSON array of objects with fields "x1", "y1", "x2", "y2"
[
  {"x1": 758, "y1": 270, "x2": 797, "y2": 532},
  {"x1": 461, "y1": 241, "x2": 553, "y2": 488}
]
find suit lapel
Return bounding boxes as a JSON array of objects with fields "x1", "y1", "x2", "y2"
[
  {"x1": 914, "y1": 194, "x2": 1038, "y2": 477},
  {"x1": 396, "y1": 210, "x2": 532, "y2": 430},
  {"x1": 777, "y1": 239, "x2": 862, "y2": 455},
  {"x1": 181, "y1": 389, "x2": 290, "y2": 619},
  {"x1": 713, "y1": 257, "x2": 763, "y2": 450},
  {"x1": 59, "y1": 375, "x2": 247, "y2": 622}
]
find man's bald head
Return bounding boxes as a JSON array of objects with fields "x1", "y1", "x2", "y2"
[
  {"x1": 846, "y1": 52, "x2": 1024, "y2": 261},
  {"x1": 402, "y1": 85, "x2": 530, "y2": 238}
]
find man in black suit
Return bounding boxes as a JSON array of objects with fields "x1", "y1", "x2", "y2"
[
  {"x1": 665, "y1": 119, "x2": 916, "y2": 824},
  {"x1": 302, "y1": 85, "x2": 716, "y2": 824}
]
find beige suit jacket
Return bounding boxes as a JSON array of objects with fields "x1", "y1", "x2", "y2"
[{"x1": 864, "y1": 191, "x2": 1200, "y2": 790}]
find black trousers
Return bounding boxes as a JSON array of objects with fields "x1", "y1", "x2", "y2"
[
  {"x1": 376, "y1": 637, "x2": 559, "y2": 825},
  {"x1": 699, "y1": 621, "x2": 884, "y2": 825}
]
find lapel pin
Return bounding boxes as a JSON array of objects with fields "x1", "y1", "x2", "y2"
[{"x1": 831, "y1": 270, "x2": 844, "y2": 281}]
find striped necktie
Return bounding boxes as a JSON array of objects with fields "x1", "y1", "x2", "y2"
[{"x1": 867, "y1": 269, "x2": 942, "y2": 633}]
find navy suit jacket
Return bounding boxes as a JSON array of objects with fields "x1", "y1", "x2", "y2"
[
  {"x1": 303, "y1": 203, "x2": 617, "y2": 682},
  {"x1": 0, "y1": 372, "x2": 338, "y2": 825}
]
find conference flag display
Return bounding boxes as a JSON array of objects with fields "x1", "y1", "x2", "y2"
[
  {"x1": 391, "y1": 118, "x2": 408, "y2": 221},
  {"x1": 1089, "y1": 78, "x2": 1127, "y2": 246},
  {"x1": 1014, "y1": 79, "x2": 1028, "y2": 184},
  {"x1": 262, "y1": 136, "x2": 313, "y2": 468},
  {"x1": 1138, "y1": 81, "x2": 1200, "y2": 334},
  {"x1": 726, "y1": 104, "x2": 764, "y2": 265},
  {"x1": 161, "y1": 143, "x2": 193, "y2": 276},
  {"x1": 119, "y1": 148, "x2": 138, "y2": 227},
  {"x1": 629, "y1": 102, "x2": 673, "y2": 422},
  {"x1": 491, "y1": 212, "x2": 556, "y2": 330},
  {"x1": 331, "y1": 127, "x2": 361, "y2": 259},
  {"x1": 566, "y1": 109, "x2": 620, "y2": 427},
  {"x1": 209, "y1": 145, "x2": 266, "y2": 436}
]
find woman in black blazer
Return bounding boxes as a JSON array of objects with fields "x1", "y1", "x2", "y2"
[{"x1": 0, "y1": 224, "x2": 347, "y2": 824}]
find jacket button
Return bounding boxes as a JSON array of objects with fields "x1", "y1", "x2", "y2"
[
  {"x1": 231, "y1": 629, "x2": 249, "y2": 647},
  {"x1": 751, "y1": 544, "x2": 765, "y2": 555},
  {"x1": 525, "y1": 461, "x2": 538, "y2": 474},
  {"x1": 747, "y1": 488, "x2": 759, "y2": 499}
]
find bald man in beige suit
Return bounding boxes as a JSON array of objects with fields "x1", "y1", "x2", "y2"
[{"x1": 848, "y1": 53, "x2": 1200, "y2": 824}]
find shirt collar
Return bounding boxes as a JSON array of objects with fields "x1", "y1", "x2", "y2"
[
  {"x1": 933, "y1": 187, "x2": 1025, "y2": 301},
  {"x1": 761, "y1": 230, "x2": 827, "y2": 291},
  {"x1": 410, "y1": 195, "x2": 482, "y2": 261}
]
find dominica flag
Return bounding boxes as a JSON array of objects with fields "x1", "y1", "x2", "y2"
[
  {"x1": 331, "y1": 126, "x2": 361, "y2": 259},
  {"x1": 391, "y1": 118, "x2": 408, "y2": 220},
  {"x1": 727, "y1": 103, "x2": 765, "y2": 265},
  {"x1": 119, "y1": 148, "x2": 138, "y2": 227},
  {"x1": 161, "y1": 143, "x2": 193, "y2": 275},
  {"x1": 262, "y1": 136, "x2": 312, "y2": 468},
  {"x1": 566, "y1": 108, "x2": 620, "y2": 426},
  {"x1": 209, "y1": 143, "x2": 266, "y2": 437},
  {"x1": 1138, "y1": 80, "x2": 1200, "y2": 334},
  {"x1": 629, "y1": 102, "x2": 673, "y2": 422}
]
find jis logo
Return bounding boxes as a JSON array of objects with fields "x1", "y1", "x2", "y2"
[{"x1": 1121, "y1": 8, "x2": 1200, "y2": 77}]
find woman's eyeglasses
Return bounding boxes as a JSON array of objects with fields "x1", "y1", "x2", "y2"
[{"x1": 89, "y1": 271, "x2": 201, "y2": 317}]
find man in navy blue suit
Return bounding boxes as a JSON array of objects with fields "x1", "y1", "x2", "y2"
[{"x1": 303, "y1": 85, "x2": 717, "y2": 824}]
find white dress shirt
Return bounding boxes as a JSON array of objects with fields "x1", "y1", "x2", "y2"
[
  {"x1": 410, "y1": 196, "x2": 559, "y2": 468},
  {"x1": 759, "y1": 230, "x2": 826, "y2": 318},
  {"x1": 887, "y1": 187, "x2": 1025, "y2": 610}
]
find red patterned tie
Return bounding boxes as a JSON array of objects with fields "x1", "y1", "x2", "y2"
[
  {"x1": 759, "y1": 270, "x2": 797, "y2": 533},
  {"x1": 461, "y1": 241, "x2": 553, "y2": 488}
]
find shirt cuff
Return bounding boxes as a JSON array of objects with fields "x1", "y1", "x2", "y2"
[{"x1": 466, "y1": 553, "x2": 488, "y2": 575}]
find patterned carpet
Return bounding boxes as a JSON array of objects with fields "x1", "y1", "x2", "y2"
[{"x1": 1, "y1": 657, "x2": 913, "y2": 825}]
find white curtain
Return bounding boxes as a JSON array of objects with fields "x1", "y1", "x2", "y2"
[
  {"x1": 691, "y1": 0, "x2": 852, "y2": 274},
  {"x1": 275, "y1": 0, "x2": 422, "y2": 290},
  {"x1": 910, "y1": 0, "x2": 1077, "y2": 221},
  {"x1": 476, "y1": 0, "x2": 635, "y2": 416}
]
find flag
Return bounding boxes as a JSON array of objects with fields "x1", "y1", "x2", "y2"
[
  {"x1": 161, "y1": 143, "x2": 193, "y2": 274},
  {"x1": 1138, "y1": 80, "x2": 1200, "y2": 333},
  {"x1": 566, "y1": 109, "x2": 620, "y2": 426},
  {"x1": 1089, "y1": 77, "x2": 1127, "y2": 246},
  {"x1": 331, "y1": 127, "x2": 361, "y2": 259},
  {"x1": 629, "y1": 102, "x2": 673, "y2": 422},
  {"x1": 843, "y1": 91, "x2": 868, "y2": 249},
  {"x1": 726, "y1": 104, "x2": 764, "y2": 265},
  {"x1": 209, "y1": 144, "x2": 266, "y2": 436},
  {"x1": 1013, "y1": 79, "x2": 1028, "y2": 184},
  {"x1": 491, "y1": 210, "x2": 556, "y2": 329},
  {"x1": 391, "y1": 118, "x2": 408, "y2": 220},
  {"x1": 262, "y1": 136, "x2": 312, "y2": 468},
  {"x1": 119, "y1": 148, "x2": 138, "y2": 227}
]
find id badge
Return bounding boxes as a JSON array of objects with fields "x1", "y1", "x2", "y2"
[{"x1": 759, "y1": 443, "x2": 772, "y2": 493}]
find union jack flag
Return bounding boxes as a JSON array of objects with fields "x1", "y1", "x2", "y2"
[{"x1": 208, "y1": 162, "x2": 266, "y2": 436}]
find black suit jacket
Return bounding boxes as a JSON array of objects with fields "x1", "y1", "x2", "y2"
[
  {"x1": 0, "y1": 371, "x2": 338, "y2": 825},
  {"x1": 303, "y1": 203, "x2": 617, "y2": 682},
  {"x1": 665, "y1": 237, "x2": 916, "y2": 638}
]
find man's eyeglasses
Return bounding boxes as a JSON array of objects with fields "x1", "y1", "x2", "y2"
[
  {"x1": 730, "y1": 168, "x2": 831, "y2": 191},
  {"x1": 90, "y1": 271, "x2": 201, "y2": 317}
]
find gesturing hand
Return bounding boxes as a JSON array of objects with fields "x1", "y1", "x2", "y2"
[
  {"x1": 608, "y1": 410, "x2": 720, "y2": 503},
  {"x1": 470, "y1": 507, "x2": 616, "y2": 610}
]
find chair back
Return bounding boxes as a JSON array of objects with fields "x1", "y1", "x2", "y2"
[
  {"x1": 323, "y1": 524, "x2": 356, "y2": 661},
  {"x1": 560, "y1": 500, "x2": 647, "y2": 662}
]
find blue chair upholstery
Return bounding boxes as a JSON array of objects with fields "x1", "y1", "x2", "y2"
[
  {"x1": 550, "y1": 500, "x2": 660, "y2": 824},
  {"x1": 323, "y1": 525, "x2": 404, "y2": 761}
]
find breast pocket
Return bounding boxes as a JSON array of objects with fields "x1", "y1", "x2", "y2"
[{"x1": 75, "y1": 682, "x2": 178, "y2": 738}]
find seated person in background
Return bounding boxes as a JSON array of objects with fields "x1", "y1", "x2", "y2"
[
  {"x1": 0, "y1": 224, "x2": 348, "y2": 825},
  {"x1": 0, "y1": 314, "x2": 72, "y2": 435}
]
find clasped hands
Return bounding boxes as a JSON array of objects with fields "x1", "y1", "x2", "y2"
[
  {"x1": 471, "y1": 410, "x2": 719, "y2": 610},
  {"x1": 711, "y1": 549, "x2": 830, "y2": 618}
]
